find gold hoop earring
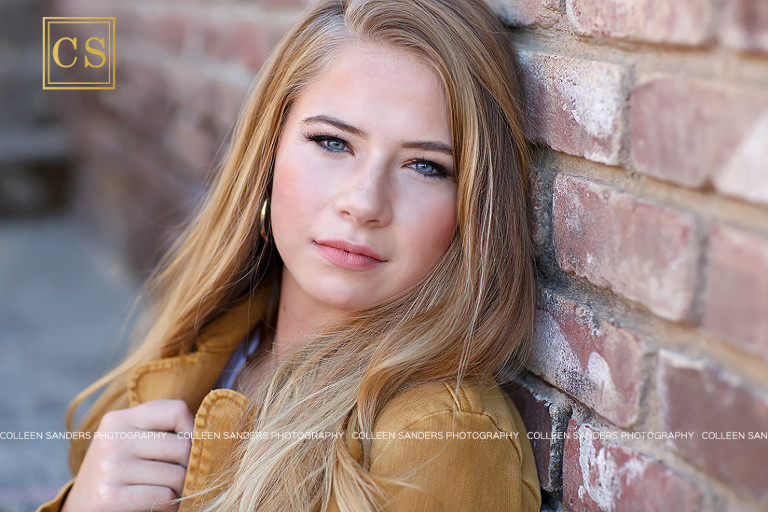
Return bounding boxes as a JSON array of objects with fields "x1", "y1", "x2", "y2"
[{"x1": 259, "y1": 196, "x2": 270, "y2": 241}]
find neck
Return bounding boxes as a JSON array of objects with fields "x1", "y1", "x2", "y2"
[{"x1": 269, "y1": 266, "x2": 342, "y2": 360}]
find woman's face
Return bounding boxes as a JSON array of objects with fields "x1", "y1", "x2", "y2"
[{"x1": 270, "y1": 42, "x2": 458, "y2": 313}]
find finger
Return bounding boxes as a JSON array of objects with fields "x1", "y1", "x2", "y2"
[
  {"x1": 127, "y1": 400, "x2": 195, "y2": 435},
  {"x1": 122, "y1": 459, "x2": 187, "y2": 498},
  {"x1": 133, "y1": 435, "x2": 192, "y2": 468},
  {"x1": 115, "y1": 484, "x2": 180, "y2": 512}
]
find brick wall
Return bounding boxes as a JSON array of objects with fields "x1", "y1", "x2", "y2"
[
  {"x1": 498, "y1": 0, "x2": 768, "y2": 510},
  {"x1": 48, "y1": 0, "x2": 768, "y2": 510}
]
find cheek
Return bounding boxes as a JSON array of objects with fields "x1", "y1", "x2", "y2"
[
  {"x1": 270, "y1": 151, "x2": 315, "y2": 249},
  {"x1": 272, "y1": 144, "x2": 333, "y2": 212},
  {"x1": 401, "y1": 191, "x2": 458, "y2": 270}
]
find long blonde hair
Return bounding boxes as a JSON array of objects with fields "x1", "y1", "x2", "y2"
[{"x1": 65, "y1": 0, "x2": 535, "y2": 510}]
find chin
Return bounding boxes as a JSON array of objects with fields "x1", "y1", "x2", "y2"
[
  {"x1": 320, "y1": 294, "x2": 373, "y2": 312},
  {"x1": 309, "y1": 284, "x2": 380, "y2": 313}
]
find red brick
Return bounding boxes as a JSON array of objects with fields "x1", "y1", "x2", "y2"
[
  {"x1": 505, "y1": 381, "x2": 571, "y2": 493},
  {"x1": 487, "y1": 0, "x2": 562, "y2": 28},
  {"x1": 658, "y1": 351, "x2": 768, "y2": 504},
  {"x1": 702, "y1": 226, "x2": 768, "y2": 361},
  {"x1": 518, "y1": 51, "x2": 628, "y2": 165},
  {"x1": 553, "y1": 174, "x2": 699, "y2": 321},
  {"x1": 529, "y1": 289, "x2": 644, "y2": 427},
  {"x1": 566, "y1": 0, "x2": 715, "y2": 46},
  {"x1": 721, "y1": 0, "x2": 768, "y2": 53},
  {"x1": 563, "y1": 420, "x2": 707, "y2": 512},
  {"x1": 630, "y1": 76, "x2": 768, "y2": 194}
]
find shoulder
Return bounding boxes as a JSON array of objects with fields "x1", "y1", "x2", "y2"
[
  {"x1": 373, "y1": 376, "x2": 524, "y2": 437},
  {"x1": 368, "y1": 376, "x2": 541, "y2": 511}
]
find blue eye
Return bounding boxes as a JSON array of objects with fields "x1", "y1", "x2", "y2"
[
  {"x1": 414, "y1": 161, "x2": 437, "y2": 175},
  {"x1": 304, "y1": 133, "x2": 451, "y2": 180},
  {"x1": 306, "y1": 134, "x2": 348, "y2": 153},
  {"x1": 324, "y1": 138, "x2": 347, "y2": 151},
  {"x1": 409, "y1": 159, "x2": 448, "y2": 179}
]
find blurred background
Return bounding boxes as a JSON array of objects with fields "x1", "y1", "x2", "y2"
[
  {"x1": 1, "y1": 0, "x2": 308, "y2": 510},
  {"x1": 2, "y1": 0, "x2": 768, "y2": 511}
]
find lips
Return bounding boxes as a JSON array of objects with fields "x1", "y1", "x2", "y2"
[
  {"x1": 314, "y1": 239, "x2": 386, "y2": 261},
  {"x1": 313, "y1": 239, "x2": 387, "y2": 271}
]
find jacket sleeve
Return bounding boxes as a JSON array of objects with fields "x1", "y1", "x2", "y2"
[
  {"x1": 368, "y1": 409, "x2": 541, "y2": 512},
  {"x1": 35, "y1": 478, "x2": 74, "y2": 512}
]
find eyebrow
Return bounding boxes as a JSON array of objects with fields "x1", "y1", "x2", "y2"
[{"x1": 300, "y1": 115, "x2": 454, "y2": 156}]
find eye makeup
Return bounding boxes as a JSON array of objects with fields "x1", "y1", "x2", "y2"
[{"x1": 303, "y1": 133, "x2": 453, "y2": 180}]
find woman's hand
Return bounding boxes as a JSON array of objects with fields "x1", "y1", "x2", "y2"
[{"x1": 62, "y1": 399, "x2": 195, "y2": 512}]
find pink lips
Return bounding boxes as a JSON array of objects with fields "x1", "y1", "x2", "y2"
[{"x1": 313, "y1": 239, "x2": 386, "y2": 271}]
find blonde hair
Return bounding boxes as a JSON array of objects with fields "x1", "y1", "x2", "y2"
[{"x1": 65, "y1": 0, "x2": 535, "y2": 510}]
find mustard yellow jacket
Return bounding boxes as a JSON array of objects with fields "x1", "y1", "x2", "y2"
[{"x1": 37, "y1": 289, "x2": 541, "y2": 511}]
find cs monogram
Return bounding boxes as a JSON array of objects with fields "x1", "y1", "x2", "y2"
[{"x1": 43, "y1": 17, "x2": 116, "y2": 90}]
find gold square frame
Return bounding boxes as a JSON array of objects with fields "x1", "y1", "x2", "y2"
[{"x1": 43, "y1": 17, "x2": 116, "y2": 90}]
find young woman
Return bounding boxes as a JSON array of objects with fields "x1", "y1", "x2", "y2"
[{"x1": 39, "y1": 0, "x2": 541, "y2": 510}]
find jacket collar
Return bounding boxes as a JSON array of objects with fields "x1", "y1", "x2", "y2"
[
  {"x1": 127, "y1": 287, "x2": 271, "y2": 410},
  {"x1": 194, "y1": 287, "x2": 272, "y2": 354}
]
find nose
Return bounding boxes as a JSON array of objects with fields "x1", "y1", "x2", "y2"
[{"x1": 334, "y1": 157, "x2": 392, "y2": 228}]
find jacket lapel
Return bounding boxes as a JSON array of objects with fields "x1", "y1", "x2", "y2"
[
  {"x1": 179, "y1": 387, "x2": 258, "y2": 510},
  {"x1": 126, "y1": 288, "x2": 272, "y2": 511}
]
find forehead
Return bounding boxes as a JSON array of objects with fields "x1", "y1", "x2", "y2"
[{"x1": 288, "y1": 42, "x2": 451, "y2": 141}]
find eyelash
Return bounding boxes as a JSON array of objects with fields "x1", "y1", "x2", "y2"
[{"x1": 304, "y1": 133, "x2": 451, "y2": 180}]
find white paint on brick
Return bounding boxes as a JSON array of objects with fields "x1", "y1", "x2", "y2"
[
  {"x1": 715, "y1": 110, "x2": 768, "y2": 206},
  {"x1": 518, "y1": 50, "x2": 626, "y2": 165},
  {"x1": 559, "y1": 184, "x2": 586, "y2": 235},
  {"x1": 623, "y1": 455, "x2": 650, "y2": 484},
  {"x1": 553, "y1": 66, "x2": 619, "y2": 140},
  {"x1": 531, "y1": 303, "x2": 640, "y2": 426},
  {"x1": 587, "y1": 352, "x2": 619, "y2": 413},
  {"x1": 530, "y1": 308, "x2": 580, "y2": 384},
  {"x1": 577, "y1": 425, "x2": 618, "y2": 510}
]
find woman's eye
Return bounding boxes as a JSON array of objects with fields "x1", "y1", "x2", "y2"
[
  {"x1": 410, "y1": 160, "x2": 448, "y2": 179},
  {"x1": 307, "y1": 134, "x2": 348, "y2": 153},
  {"x1": 413, "y1": 161, "x2": 436, "y2": 174},
  {"x1": 323, "y1": 138, "x2": 347, "y2": 151}
]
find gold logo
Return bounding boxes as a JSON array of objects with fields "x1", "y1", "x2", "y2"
[{"x1": 42, "y1": 17, "x2": 115, "y2": 90}]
